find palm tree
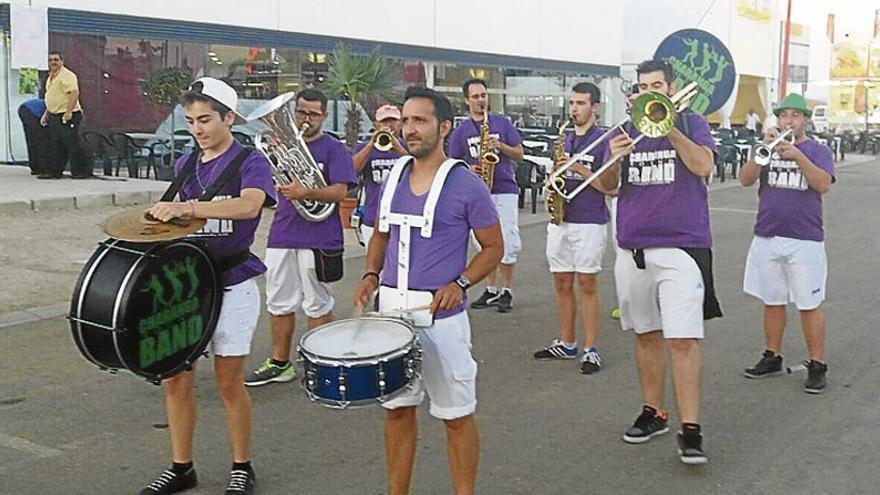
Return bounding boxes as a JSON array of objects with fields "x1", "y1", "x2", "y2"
[{"x1": 324, "y1": 43, "x2": 397, "y2": 148}]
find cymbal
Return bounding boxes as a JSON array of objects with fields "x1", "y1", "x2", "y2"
[{"x1": 102, "y1": 208, "x2": 206, "y2": 243}]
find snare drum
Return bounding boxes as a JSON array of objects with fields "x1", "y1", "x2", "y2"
[
  {"x1": 297, "y1": 317, "x2": 421, "y2": 409},
  {"x1": 69, "y1": 239, "x2": 222, "y2": 384}
]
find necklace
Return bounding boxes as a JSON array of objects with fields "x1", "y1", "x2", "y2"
[{"x1": 194, "y1": 154, "x2": 216, "y2": 195}]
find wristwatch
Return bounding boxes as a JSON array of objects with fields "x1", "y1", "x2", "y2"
[{"x1": 454, "y1": 274, "x2": 471, "y2": 292}]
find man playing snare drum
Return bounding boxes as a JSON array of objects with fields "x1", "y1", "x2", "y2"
[
  {"x1": 353, "y1": 86, "x2": 502, "y2": 495},
  {"x1": 142, "y1": 77, "x2": 276, "y2": 495}
]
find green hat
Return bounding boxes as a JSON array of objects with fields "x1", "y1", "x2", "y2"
[{"x1": 773, "y1": 93, "x2": 812, "y2": 118}]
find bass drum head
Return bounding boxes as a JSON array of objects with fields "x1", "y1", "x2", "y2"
[{"x1": 119, "y1": 241, "x2": 222, "y2": 381}]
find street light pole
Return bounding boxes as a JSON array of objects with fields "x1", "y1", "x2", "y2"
[{"x1": 780, "y1": 0, "x2": 793, "y2": 98}]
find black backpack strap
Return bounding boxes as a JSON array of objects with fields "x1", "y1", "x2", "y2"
[
  {"x1": 198, "y1": 148, "x2": 253, "y2": 201},
  {"x1": 158, "y1": 152, "x2": 199, "y2": 202}
]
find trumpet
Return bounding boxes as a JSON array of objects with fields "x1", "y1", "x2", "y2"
[
  {"x1": 546, "y1": 81, "x2": 699, "y2": 201},
  {"x1": 752, "y1": 127, "x2": 794, "y2": 166},
  {"x1": 373, "y1": 130, "x2": 395, "y2": 152}
]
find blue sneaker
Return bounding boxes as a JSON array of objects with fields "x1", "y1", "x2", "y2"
[{"x1": 533, "y1": 339, "x2": 578, "y2": 360}]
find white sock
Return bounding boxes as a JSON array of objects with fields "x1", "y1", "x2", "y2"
[
  {"x1": 501, "y1": 287, "x2": 511, "y2": 294},
  {"x1": 562, "y1": 341, "x2": 576, "y2": 349},
  {"x1": 486, "y1": 286, "x2": 498, "y2": 293}
]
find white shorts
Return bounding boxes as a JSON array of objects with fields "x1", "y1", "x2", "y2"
[
  {"x1": 545, "y1": 222, "x2": 607, "y2": 273},
  {"x1": 743, "y1": 236, "x2": 827, "y2": 310},
  {"x1": 382, "y1": 312, "x2": 478, "y2": 420},
  {"x1": 360, "y1": 225, "x2": 374, "y2": 246},
  {"x1": 265, "y1": 248, "x2": 335, "y2": 318},
  {"x1": 473, "y1": 193, "x2": 521, "y2": 265},
  {"x1": 614, "y1": 247, "x2": 705, "y2": 339},
  {"x1": 210, "y1": 278, "x2": 260, "y2": 356}
]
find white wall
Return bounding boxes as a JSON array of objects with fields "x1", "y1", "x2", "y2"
[
  {"x1": 10, "y1": 0, "x2": 623, "y2": 67},
  {"x1": 621, "y1": 0, "x2": 778, "y2": 78}
]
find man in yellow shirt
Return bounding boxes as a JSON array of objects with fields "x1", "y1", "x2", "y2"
[{"x1": 39, "y1": 51, "x2": 91, "y2": 179}]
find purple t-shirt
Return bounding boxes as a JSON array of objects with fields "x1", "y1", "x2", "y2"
[
  {"x1": 608, "y1": 113, "x2": 717, "y2": 249},
  {"x1": 174, "y1": 140, "x2": 277, "y2": 287},
  {"x1": 754, "y1": 139, "x2": 834, "y2": 242},
  {"x1": 379, "y1": 165, "x2": 499, "y2": 319},
  {"x1": 267, "y1": 134, "x2": 357, "y2": 249},
  {"x1": 561, "y1": 126, "x2": 610, "y2": 224},
  {"x1": 447, "y1": 113, "x2": 522, "y2": 195},
  {"x1": 353, "y1": 141, "x2": 403, "y2": 226}
]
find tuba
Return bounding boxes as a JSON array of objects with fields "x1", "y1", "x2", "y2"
[
  {"x1": 247, "y1": 92, "x2": 336, "y2": 222},
  {"x1": 546, "y1": 118, "x2": 570, "y2": 225},
  {"x1": 477, "y1": 109, "x2": 500, "y2": 190}
]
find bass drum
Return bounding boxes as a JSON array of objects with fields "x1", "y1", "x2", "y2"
[{"x1": 69, "y1": 239, "x2": 222, "y2": 384}]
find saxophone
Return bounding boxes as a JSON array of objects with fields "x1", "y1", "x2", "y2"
[
  {"x1": 477, "y1": 109, "x2": 500, "y2": 190},
  {"x1": 546, "y1": 118, "x2": 570, "y2": 225}
]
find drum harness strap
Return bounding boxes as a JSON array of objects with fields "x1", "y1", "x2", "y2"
[
  {"x1": 158, "y1": 147, "x2": 255, "y2": 272},
  {"x1": 377, "y1": 156, "x2": 464, "y2": 309}
]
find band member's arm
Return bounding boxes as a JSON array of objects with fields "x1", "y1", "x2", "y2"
[
  {"x1": 489, "y1": 138, "x2": 524, "y2": 161},
  {"x1": 777, "y1": 141, "x2": 833, "y2": 193},
  {"x1": 352, "y1": 143, "x2": 372, "y2": 173},
  {"x1": 353, "y1": 228, "x2": 391, "y2": 309},
  {"x1": 146, "y1": 188, "x2": 267, "y2": 222},
  {"x1": 667, "y1": 127, "x2": 713, "y2": 177},
  {"x1": 431, "y1": 223, "x2": 503, "y2": 313},
  {"x1": 598, "y1": 133, "x2": 632, "y2": 191},
  {"x1": 277, "y1": 181, "x2": 347, "y2": 203},
  {"x1": 741, "y1": 130, "x2": 775, "y2": 186}
]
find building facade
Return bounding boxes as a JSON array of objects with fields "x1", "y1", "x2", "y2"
[{"x1": 0, "y1": 1, "x2": 625, "y2": 163}]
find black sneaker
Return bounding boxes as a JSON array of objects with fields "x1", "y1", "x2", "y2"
[
  {"x1": 470, "y1": 288, "x2": 500, "y2": 309},
  {"x1": 804, "y1": 360, "x2": 828, "y2": 394},
  {"x1": 496, "y1": 290, "x2": 513, "y2": 313},
  {"x1": 744, "y1": 350, "x2": 783, "y2": 379},
  {"x1": 579, "y1": 348, "x2": 601, "y2": 374},
  {"x1": 225, "y1": 468, "x2": 256, "y2": 495},
  {"x1": 533, "y1": 339, "x2": 578, "y2": 360},
  {"x1": 623, "y1": 405, "x2": 669, "y2": 444},
  {"x1": 677, "y1": 424, "x2": 709, "y2": 465},
  {"x1": 139, "y1": 467, "x2": 197, "y2": 495}
]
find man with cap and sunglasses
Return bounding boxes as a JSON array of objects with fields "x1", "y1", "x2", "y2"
[
  {"x1": 141, "y1": 77, "x2": 276, "y2": 495},
  {"x1": 351, "y1": 104, "x2": 407, "y2": 245},
  {"x1": 739, "y1": 93, "x2": 834, "y2": 394}
]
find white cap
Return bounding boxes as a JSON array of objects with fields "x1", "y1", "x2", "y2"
[{"x1": 186, "y1": 77, "x2": 246, "y2": 125}]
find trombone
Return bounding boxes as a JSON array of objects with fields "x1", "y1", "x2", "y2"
[
  {"x1": 546, "y1": 81, "x2": 699, "y2": 201},
  {"x1": 752, "y1": 127, "x2": 794, "y2": 166}
]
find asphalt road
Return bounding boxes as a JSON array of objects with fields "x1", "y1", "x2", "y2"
[{"x1": 1, "y1": 159, "x2": 878, "y2": 494}]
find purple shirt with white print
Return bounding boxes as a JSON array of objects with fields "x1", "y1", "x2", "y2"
[
  {"x1": 447, "y1": 113, "x2": 522, "y2": 195},
  {"x1": 174, "y1": 140, "x2": 277, "y2": 287},
  {"x1": 353, "y1": 140, "x2": 403, "y2": 226},
  {"x1": 267, "y1": 134, "x2": 357, "y2": 250},
  {"x1": 754, "y1": 139, "x2": 834, "y2": 242},
  {"x1": 380, "y1": 164, "x2": 498, "y2": 319},
  {"x1": 561, "y1": 125, "x2": 610, "y2": 224},
  {"x1": 604, "y1": 112, "x2": 717, "y2": 249}
]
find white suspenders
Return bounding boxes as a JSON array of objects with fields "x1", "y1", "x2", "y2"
[{"x1": 376, "y1": 156, "x2": 463, "y2": 324}]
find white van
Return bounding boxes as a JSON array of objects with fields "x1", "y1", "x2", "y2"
[{"x1": 812, "y1": 105, "x2": 828, "y2": 132}]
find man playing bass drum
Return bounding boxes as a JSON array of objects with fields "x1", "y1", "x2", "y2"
[{"x1": 141, "y1": 77, "x2": 276, "y2": 495}]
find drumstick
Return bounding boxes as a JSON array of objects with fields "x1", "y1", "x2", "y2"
[{"x1": 786, "y1": 362, "x2": 807, "y2": 374}]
